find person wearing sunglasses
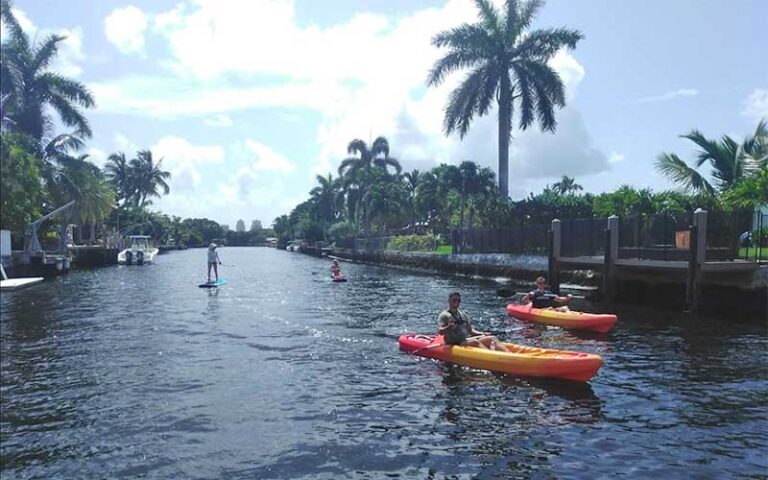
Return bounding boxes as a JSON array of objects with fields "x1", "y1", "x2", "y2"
[
  {"x1": 437, "y1": 292, "x2": 509, "y2": 351},
  {"x1": 522, "y1": 276, "x2": 572, "y2": 312}
]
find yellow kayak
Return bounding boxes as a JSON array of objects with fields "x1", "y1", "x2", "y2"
[
  {"x1": 399, "y1": 334, "x2": 603, "y2": 382},
  {"x1": 507, "y1": 304, "x2": 617, "y2": 333}
]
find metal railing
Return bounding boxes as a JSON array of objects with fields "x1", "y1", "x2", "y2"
[
  {"x1": 453, "y1": 225, "x2": 549, "y2": 255},
  {"x1": 618, "y1": 212, "x2": 694, "y2": 261},
  {"x1": 561, "y1": 217, "x2": 607, "y2": 257},
  {"x1": 708, "y1": 210, "x2": 764, "y2": 262},
  {"x1": 741, "y1": 213, "x2": 768, "y2": 262}
]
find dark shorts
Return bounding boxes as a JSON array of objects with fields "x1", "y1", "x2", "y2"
[{"x1": 444, "y1": 333, "x2": 467, "y2": 345}]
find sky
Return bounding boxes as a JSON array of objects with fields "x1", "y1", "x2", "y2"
[{"x1": 3, "y1": 0, "x2": 767, "y2": 228}]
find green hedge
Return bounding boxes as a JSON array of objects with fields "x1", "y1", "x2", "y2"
[{"x1": 386, "y1": 234, "x2": 440, "y2": 252}]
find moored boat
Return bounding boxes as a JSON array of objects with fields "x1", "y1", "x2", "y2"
[
  {"x1": 398, "y1": 334, "x2": 603, "y2": 382},
  {"x1": 506, "y1": 304, "x2": 617, "y2": 333},
  {"x1": 117, "y1": 235, "x2": 159, "y2": 265}
]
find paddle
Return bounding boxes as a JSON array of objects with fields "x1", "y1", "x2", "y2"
[{"x1": 496, "y1": 289, "x2": 586, "y2": 300}]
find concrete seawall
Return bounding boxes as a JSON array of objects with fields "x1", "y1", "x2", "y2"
[{"x1": 333, "y1": 248, "x2": 767, "y2": 320}]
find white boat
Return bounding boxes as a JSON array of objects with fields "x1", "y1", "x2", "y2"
[
  {"x1": 117, "y1": 235, "x2": 159, "y2": 265},
  {"x1": 0, "y1": 263, "x2": 43, "y2": 290}
]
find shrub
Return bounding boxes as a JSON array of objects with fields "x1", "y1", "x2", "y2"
[{"x1": 386, "y1": 234, "x2": 438, "y2": 252}]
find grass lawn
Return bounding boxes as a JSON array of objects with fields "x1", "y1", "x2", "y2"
[
  {"x1": 739, "y1": 247, "x2": 768, "y2": 260},
  {"x1": 435, "y1": 245, "x2": 453, "y2": 255}
]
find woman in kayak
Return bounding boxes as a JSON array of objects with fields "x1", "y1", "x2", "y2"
[
  {"x1": 207, "y1": 243, "x2": 222, "y2": 283},
  {"x1": 437, "y1": 292, "x2": 509, "y2": 351},
  {"x1": 522, "y1": 277, "x2": 572, "y2": 312},
  {"x1": 330, "y1": 259, "x2": 342, "y2": 279}
]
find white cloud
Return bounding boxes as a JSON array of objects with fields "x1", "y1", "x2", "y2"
[
  {"x1": 204, "y1": 114, "x2": 233, "y2": 127},
  {"x1": 104, "y1": 5, "x2": 149, "y2": 55},
  {"x1": 635, "y1": 88, "x2": 698, "y2": 104},
  {"x1": 149, "y1": 136, "x2": 225, "y2": 192},
  {"x1": 741, "y1": 89, "x2": 768, "y2": 120},
  {"x1": 89, "y1": 76, "x2": 344, "y2": 117},
  {"x1": 86, "y1": 147, "x2": 108, "y2": 168},
  {"x1": 608, "y1": 151, "x2": 626, "y2": 164},
  {"x1": 91, "y1": 0, "x2": 609, "y2": 201},
  {"x1": 241, "y1": 140, "x2": 295, "y2": 173},
  {"x1": 114, "y1": 133, "x2": 139, "y2": 153}
]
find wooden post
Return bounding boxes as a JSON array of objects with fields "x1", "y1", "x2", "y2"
[
  {"x1": 604, "y1": 215, "x2": 619, "y2": 300},
  {"x1": 549, "y1": 219, "x2": 562, "y2": 294},
  {"x1": 689, "y1": 209, "x2": 708, "y2": 311},
  {"x1": 685, "y1": 225, "x2": 698, "y2": 309}
]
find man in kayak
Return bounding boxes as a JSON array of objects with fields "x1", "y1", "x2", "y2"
[
  {"x1": 207, "y1": 243, "x2": 222, "y2": 283},
  {"x1": 522, "y1": 277, "x2": 572, "y2": 312},
  {"x1": 437, "y1": 292, "x2": 509, "y2": 351}
]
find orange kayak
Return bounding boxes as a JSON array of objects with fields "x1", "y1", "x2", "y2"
[
  {"x1": 506, "y1": 304, "x2": 617, "y2": 333},
  {"x1": 398, "y1": 334, "x2": 603, "y2": 382}
]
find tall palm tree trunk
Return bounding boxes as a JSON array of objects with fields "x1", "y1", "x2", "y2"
[{"x1": 498, "y1": 75, "x2": 511, "y2": 199}]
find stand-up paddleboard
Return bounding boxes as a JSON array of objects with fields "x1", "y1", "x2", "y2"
[{"x1": 199, "y1": 279, "x2": 226, "y2": 288}]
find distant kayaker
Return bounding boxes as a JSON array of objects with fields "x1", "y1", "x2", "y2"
[
  {"x1": 330, "y1": 259, "x2": 342, "y2": 278},
  {"x1": 437, "y1": 292, "x2": 509, "y2": 351},
  {"x1": 522, "y1": 276, "x2": 572, "y2": 312},
  {"x1": 207, "y1": 243, "x2": 222, "y2": 283}
]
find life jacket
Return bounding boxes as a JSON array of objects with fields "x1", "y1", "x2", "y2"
[
  {"x1": 531, "y1": 289, "x2": 554, "y2": 308},
  {"x1": 444, "y1": 309, "x2": 470, "y2": 345}
]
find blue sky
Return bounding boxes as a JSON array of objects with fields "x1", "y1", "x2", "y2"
[{"x1": 5, "y1": 0, "x2": 767, "y2": 228}]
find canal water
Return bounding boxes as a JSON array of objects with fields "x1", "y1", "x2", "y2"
[{"x1": 1, "y1": 247, "x2": 766, "y2": 479}]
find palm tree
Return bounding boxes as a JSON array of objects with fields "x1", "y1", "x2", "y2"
[
  {"x1": 551, "y1": 175, "x2": 583, "y2": 195},
  {"x1": 338, "y1": 137, "x2": 402, "y2": 232},
  {"x1": 130, "y1": 150, "x2": 171, "y2": 208},
  {"x1": 309, "y1": 173, "x2": 339, "y2": 225},
  {"x1": 1, "y1": 0, "x2": 95, "y2": 142},
  {"x1": 104, "y1": 152, "x2": 134, "y2": 207},
  {"x1": 656, "y1": 120, "x2": 767, "y2": 194},
  {"x1": 428, "y1": 0, "x2": 582, "y2": 198},
  {"x1": 403, "y1": 170, "x2": 421, "y2": 232},
  {"x1": 47, "y1": 154, "x2": 115, "y2": 245}
]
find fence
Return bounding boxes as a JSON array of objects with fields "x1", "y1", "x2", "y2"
[
  {"x1": 561, "y1": 217, "x2": 607, "y2": 257},
  {"x1": 334, "y1": 209, "x2": 766, "y2": 262},
  {"x1": 452, "y1": 225, "x2": 549, "y2": 255},
  {"x1": 708, "y1": 210, "x2": 765, "y2": 262},
  {"x1": 618, "y1": 212, "x2": 694, "y2": 261}
]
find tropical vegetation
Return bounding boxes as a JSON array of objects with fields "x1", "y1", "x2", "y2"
[{"x1": 428, "y1": 0, "x2": 582, "y2": 198}]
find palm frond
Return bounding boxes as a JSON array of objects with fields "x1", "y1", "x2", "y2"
[
  {"x1": 31, "y1": 34, "x2": 66, "y2": 74},
  {"x1": 512, "y1": 27, "x2": 583, "y2": 61},
  {"x1": 371, "y1": 137, "x2": 390, "y2": 158},
  {"x1": 346, "y1": 139, "x2": 368, "y2": 157},
  {"x1": 47, "y1": 93, "x2": 92, "y2": 138},
  {"x1": 513, "y1": 0, "x2": 544, "y2": 35},
  {"x1": 39, "y1": 72, "x2": 95, "y2": 108},
  {"x1": 655, "y1": 153, "x2": 715, "y2": 195},
  {"x1": 0, "y1": 0, "x2": 30, "y2": 54},
  {"x1": 474, "y1": 0, "x2": 503, "y2": 37},
  {"x1": 444, "y1": 65, "x2": 494, "y2": 137},
  {"x1": 681, "y1": 130, "x2": 727, "y2": 169}
]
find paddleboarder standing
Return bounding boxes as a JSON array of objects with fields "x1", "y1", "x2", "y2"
[{"x1": 207, "y1": 243, "x2": 222, "y2": 283}]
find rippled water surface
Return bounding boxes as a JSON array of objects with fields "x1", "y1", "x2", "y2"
[{"x1": 1, "y1": 248, "x2": 766, "y2": 479}]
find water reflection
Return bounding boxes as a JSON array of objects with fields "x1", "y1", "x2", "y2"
[{"x1": 1, "y1": 248, "x2": 766, "y2": 479}]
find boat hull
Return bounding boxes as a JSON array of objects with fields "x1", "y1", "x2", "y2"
[
  {"x1": 398, "y1": 334, "x2": 603, "y2": 382},
  {"x1": 117, "y1": 248, "x2": 159, "y2": 265},
  {"x1": 506, "y1": 304, "x2": 617, "y2": 333}
]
